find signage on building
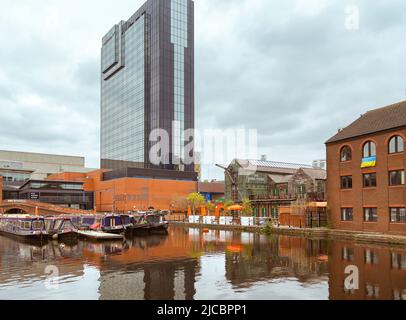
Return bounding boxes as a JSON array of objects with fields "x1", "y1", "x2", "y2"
[{"x1": 30, "y1": 192, "x2": 39, "y2": 200}]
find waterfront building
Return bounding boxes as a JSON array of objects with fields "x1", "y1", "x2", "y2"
[
  {"x1": 0, "y1": 150, "x2": 93, "y2": 182},
  {"x1": 326, "y1": 100, "x2": 406, "y2": 235},
  {"x1": 223, "y1": 159, "x2": 326, "y2": 225},
  {"x1": 101, "y1": 0, "x2": 195, "y2": 175},
  {"x1": 47, "y1": 168, "x2": 197, "y2": 212},
  {"x1": 0, "y1": 150, "x2": 95, "y2": 209}
]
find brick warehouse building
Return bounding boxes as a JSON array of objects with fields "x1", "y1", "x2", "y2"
[{"x1": 326, "y1": 101, "x2": 406, "y2": 235}]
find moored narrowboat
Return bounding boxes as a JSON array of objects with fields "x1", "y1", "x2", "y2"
[
  {"x1": 101, "y1": 214, "x2": 128, "y2": 234},
  {"x1": 145, "y1": 213, "x2": 169, "y2": 234},
  {"x1": 44, "y1": 217, "x2": 77, "y2": 240},
  {"x1": 0, "y1": 215, "x2": 48, "y2": 240}
]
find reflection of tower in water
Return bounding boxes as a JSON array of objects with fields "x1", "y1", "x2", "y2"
[{"x1": 98, "y1": 259, "x2": 198, "y2": 300}]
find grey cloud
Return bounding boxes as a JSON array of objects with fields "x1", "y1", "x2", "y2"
[{"x1": 1, "y1": 0, "x2": 406, "y2": 178}]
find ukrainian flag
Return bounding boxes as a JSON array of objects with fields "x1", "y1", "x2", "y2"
[{"x1": 361, "y1": 156, "x2": 377, "y2": 168}]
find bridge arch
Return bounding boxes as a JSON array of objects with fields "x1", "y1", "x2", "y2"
[{"x1": 3, "y1": 207, "x2": 29, "y2": 215}]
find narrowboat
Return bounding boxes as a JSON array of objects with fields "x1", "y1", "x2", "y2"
[
  {"x1": 127, "y1": 214, "x2": 149, "y2": 234},
  {"x1": 44, "y1": 217, "x2": 77, "y2": 240},
  {"x1": 0, "y1": 215, "x2": 48, "y2": 240},
  {"x1": 145, "y1": 213, "x2": 169, "y2": 234},
  {"x1": 100, "y1": 214, "x2": 131, "y2": 234}
]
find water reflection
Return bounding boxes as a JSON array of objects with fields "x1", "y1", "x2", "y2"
[{"x1": 0, "y1": 227, "x2": 405, "y2": 300}]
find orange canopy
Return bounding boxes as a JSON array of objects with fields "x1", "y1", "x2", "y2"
[{"x1": 226, "y1": 205, "x2": 243, "y2": 211}]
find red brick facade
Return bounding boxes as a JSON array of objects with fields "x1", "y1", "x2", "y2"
[{"x1": 326, "y1": 128, "x2": 406, "y2": 235}]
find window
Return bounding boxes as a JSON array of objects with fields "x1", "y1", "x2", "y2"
[
  {"x1": 365, "y1": 283, "x2": 380, "y2": 299},
  {"x1": 389, "y1": 170, "x2": 405, "y2": 186},
  {"x1": 393, "y1": 289, "x2": 406, "y2": 301},
  {"x1": 363, "y1": 141, "x2": 376, "y2": 158},
  {"x1": 341, "y1": 208, "x2": 353, "y2": 221},
  {"x1": 341, "y1": 176, "x2": 353, "y2": 189},
  {"x1": 390, "y1": 207, "x2": 406, "y2": 223},
  {"x1": 342, "y1": 247, "x2": 354, "y2": 261},
  {"x1": 391, "y1": 252, "x2": 406, "y2": 270},
  {"x1": 365, "y1": 249, "x2": 379, "y2": 264},
  {"x1": 363, "y1": 173, "x2": 377, "y2": 188},
  {"x1": 364, "y1": 208, "x2": 378, "y2": 222},
  {"x1": 340, "y1": 146, "x2": 352, "y2": 162},
  {"x1": 297, "y1": 185, "x2": 306, "y2": 195},
  {"x1": 389, "y1": 136, "x2": 404, "y2": 154},
  {"x1": 32, "y1": 221, "x2": 43, "y2": 230}
]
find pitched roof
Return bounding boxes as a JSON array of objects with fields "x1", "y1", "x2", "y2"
[
  {"x1": 268, "y1": 174, "x2": 293, "y2": 184},
  {"x1": 234, "y1": 159, "x2": 312, "y2": 175},
  {"x1": 326, "y1": 100, "x2": 406, "y2": 144},
  {"x1": 300, "y1": 168, "x2": 327, "y2": 180}
]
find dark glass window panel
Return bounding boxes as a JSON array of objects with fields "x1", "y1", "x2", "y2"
[
  {"x1": 364, "y1": 207, "x2": 378, "y2": 222},
  {"x1": 341, "y1": 176, "x2": 353, "y2": 189},
  {"x1": 363, "y1": 173, "x2": 377, "y2": 188},
  {"x1": 341, "y1": 208, "x2": 353, "y2": 221},
  {"x1": 340, "y1": 146, "x2": 352, "y2": 162},
  {"x1": 389, "y1": 170, "x2": 405, "y2": 186},
  {"x1": 363, "y1": 141, "x2": 377, "y2": 158},
  {"x1": 389, "y1": 136, "x2": 404, "y2": 154}
]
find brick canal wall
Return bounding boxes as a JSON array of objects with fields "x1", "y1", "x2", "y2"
[{"x1": 170, "y1": 222, "x2": 406, "y2": 247}]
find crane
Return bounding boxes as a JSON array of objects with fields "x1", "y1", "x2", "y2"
[{"x1": 215, "y1": 164, "x2": 240, "y2": 202}]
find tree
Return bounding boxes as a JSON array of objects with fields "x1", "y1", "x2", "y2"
[
  {"x1": 206, "y1": 201, "x2": 215, "y2": 216},
  {"x1": 242, "y1": 198, "x2": 253, "y2": 216},
  {"x1": 172, "y1": 195, "x2": 188, "y2": 212},
  {"x1": 186, "y1": 193, "x2": 205, "y2": 215}
]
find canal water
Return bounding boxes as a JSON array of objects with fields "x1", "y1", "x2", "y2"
[{"x1": 0, "y1": 226, "x2": 405, "y2": 300}]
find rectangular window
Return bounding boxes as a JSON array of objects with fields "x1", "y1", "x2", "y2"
[
  {"x1": 341, "y1": 176, "x2": 353, "y2": 189},
  {"x1": 391, "y1": 252, "x2": 406, "y2": 270},
  {"x1": 342, "y1": 247, "x2": 354, "y2": 261},
  {"x1": 365, "y1": 249, "x2": 379, "y2": 264},
  {"x1": 341, "y1": 208, "x2": 353, "y2": 221},
  {"x1": 364, "y1": 207, "x2": 378, "y2": 222},
  {"x1": 389, "y1": 170, "x2": 405, "y2": 186},
  {"x1": 393, "y1": 289, "x2": 406, "y2": 301},
  {"x1": 365, "y1": 283, "x2": 380, "y2": 299},
  {"x1": 390, "y1": 207, "x2": 406, "y2": 223},
  {"x1": 363, "y1": 173, "x2": 377, "y2": 188}
]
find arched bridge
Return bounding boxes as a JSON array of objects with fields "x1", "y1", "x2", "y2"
[{"x1": 0, "y1": 200, "x2": 93, "y2": 216}]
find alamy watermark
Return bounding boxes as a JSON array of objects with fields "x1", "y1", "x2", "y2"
[{"x1": 149, "y1": 122, "x2": 259, "y2": 175}]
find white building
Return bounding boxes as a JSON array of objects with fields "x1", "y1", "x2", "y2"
[{"x1": 0, "y1": 150, "x2": 95, "y2": 182}]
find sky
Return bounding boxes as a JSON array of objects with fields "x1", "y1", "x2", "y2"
[{"x1": 0, "y1": 0, "x2": 405, "y2": 180}]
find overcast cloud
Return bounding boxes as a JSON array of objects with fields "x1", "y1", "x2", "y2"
[{"x1": 0, "y1": 0, "x2": 405, "y2": 179}]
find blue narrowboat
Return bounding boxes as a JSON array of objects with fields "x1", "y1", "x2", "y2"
[
  {"x1": 0, "y1": 215, "x2": 48, "y2": 240},
  {"x1": 101, "y1": 214, "x2": 132, "y2": 234}
]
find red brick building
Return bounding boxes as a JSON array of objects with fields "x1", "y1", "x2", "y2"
[{"x1": 326, "y1": 101, "x2": 406, "y2": 235}]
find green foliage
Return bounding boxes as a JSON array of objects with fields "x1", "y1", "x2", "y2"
[
  {"x1": 241, "y1": 198, "x2": 253, "y2": 216},
  {"x1": 186, "y1": 193, "x2": 206, "y2": 215},
  {"x1": 261, "y1": 221, "x2": 274, "y2": 235},
  {"x1": 206, "y1": 201, "x2": 215, "y2": 215}
]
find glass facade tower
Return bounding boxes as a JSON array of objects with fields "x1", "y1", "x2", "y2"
[{"x1": 100, "y1": 0, "x2": 194, "y2": 172}]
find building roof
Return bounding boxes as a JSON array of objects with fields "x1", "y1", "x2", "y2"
[
  {"x1": 198, "y1": 182, "x2": 225, "y2": 194},
  {"x1": 234, "y1": 159, "x2": 312, "y2": 175},
  {"x1": 268, "y1": 174, "x2": 293, "y2": 184},
  {"x1": 326, "y1": 100, "x2": 406, "y2": 144},
  {"x1": 300, "y1": 168, "x2": 327, "y2": 180}
]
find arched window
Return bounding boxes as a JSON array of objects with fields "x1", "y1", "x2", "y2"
[
  {"x1": 363, "y1": 141, "x2": 376, "y2": 158},
  {"x1": 340, "y1": 146, "x2": 352, "y2": 162},
  {"x1": 388, "y1": 136, "x2": 404, "y2": 154}
]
